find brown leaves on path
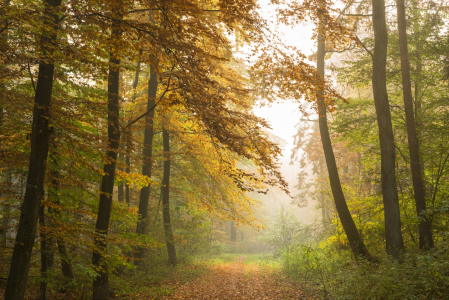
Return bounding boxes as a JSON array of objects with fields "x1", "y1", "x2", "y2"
[{"x1": 163, "y1": 256, "x2": 312, "y2": 300}]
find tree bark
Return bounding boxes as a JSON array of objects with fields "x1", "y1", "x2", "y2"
[
  {"x1": 316, "y1": 27, "x2": 371, "y2": 260},
  {"x1": 161, "y1": 126, "x2": 177, "y2": 267},
  {"x1": 372, "y1": 0, "x2": 405, "y2": 259},
  {"x1": 396, "y1": 0, "x2": 433, "y2": 249},
  {"x1": 135, "y1": 63, "x2": 157, "y2": 259},
  {"x1": 5, "y1": 0, "x2": 62, "y2": 298},
  {"x1": 92, "y1": 2, "x2": 122, "y2": 298}
]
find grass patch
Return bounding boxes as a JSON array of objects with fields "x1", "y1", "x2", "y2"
[{"x1": 203, "y1": 253, "x2": 244, "y2": 265}]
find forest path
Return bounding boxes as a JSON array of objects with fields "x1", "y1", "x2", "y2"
[{"x1": 162, "y1": 256, "x2": 312, "y2": 300}]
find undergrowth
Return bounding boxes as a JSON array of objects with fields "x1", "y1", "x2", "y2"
[{"x1": 282, "y1": 244, "x2": 449, "y2": 299}]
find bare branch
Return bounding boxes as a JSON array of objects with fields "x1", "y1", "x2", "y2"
[
  {"x1": 27, "y1": 63, "x2": 36, "y2": 92},
  {"x1": 355, "y1": 35, "x2": 373, "y2": 58},
  {"x1": 343, "y1": 13, "x2": 372, "y2": 17}
]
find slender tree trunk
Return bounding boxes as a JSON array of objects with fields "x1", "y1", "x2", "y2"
[
  {"x1": 396, "y1": 0, "x2": 433, "y2": 249},
  {"x1": 48, "y1": 131, "x2": 75, "y2": 281},
  {"x1": 131, "y1": 49, "x2": 142, "y2": 103},
  {"x1": 39, "y1": 206, "x2": 48, "y2": 300},
  {"x1": 161, "y1": 126, "x2": 177, "y2": 267},
  {"x1": 136, "y1": 63, "x2": 157, "y2": 259},
  {"x1": 372, "y1": 0, "x2": 405, "y2": 259},
  {"x1": 57, "y1": 236, "x2": 75, "y2": 280},
  {"x1": 46, "y1": 237, "x2": 56, "y2": 269},
  {"x1": 92, "y1": 2, "x2": 122, "y2": 298},
  {"x1": 125, "y1": 139, "x2": 131, "y2": 206},
  {"x1": 122, "y1": 50, "x2": 142, "y2": 208},
  {"x1": 230, "y1": 221, "x2": 236, "y2": 242},
  {"x1": 5, "y1": 1, "x2": 62, "y2": 298},
  {"x1": 316, "y1": 26, "x2": 371, "y2": 260},
  {"x1": 117, "y1": 152, "x2": 125, "y2": 203}
]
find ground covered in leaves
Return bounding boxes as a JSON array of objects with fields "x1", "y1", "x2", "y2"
[
  {"x1": 3, "y1": 254, "x2": 312, "y2": 299},
  {"x1": 162, "y1": 256, "x2": 311, "y2": 300}
]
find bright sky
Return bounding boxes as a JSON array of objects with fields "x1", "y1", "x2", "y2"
[{"x1": 250, "y1": 0, "x2": 319, "y2": 223}]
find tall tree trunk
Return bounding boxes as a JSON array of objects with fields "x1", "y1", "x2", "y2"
[
  {"x1": 316, "y1": 25, "x2": 371, "y2": 260},
  {"x1": 136, "y1": 63, "x2": 157, "y2": 259},
  {"x1": 372, "y1": 0, "x2": 404, "y2": 259},
  {"x1": 5, "y1": 1, "x2": 62, "y2": 298},
  {"x1": 230, "y1": 221, "x2": 236, "y2": 242},
  {"x1": 122, "y1": 50, "x2": 141, "y2": 208},
  {"x1": 125, "y1": 138, "x2": 131, "y2": 206},
  {"x1": 396, "y1": 0, "x2": 433, "y2": 249},
  {"x1": 161, "y1": 126, "x2": 177, "y2": 267},
  {"x1": 117, "y1": 153, "x2": 124, "y2": 203},
  {"x1": 92, "y1": 2, "x2": 122, "y2": 298},
  {"x1": 57, "y1": 236, "x2": 75, "y2": 280},
  {"x1": 131, "y1": 49, "x2": 142, "y2": 103},
  {"x1": 46, "y1": 237, "x2": 56, "y2": 270},
  {"x1": 48, "y1": 130, "x2": 75, "y2": 281}
]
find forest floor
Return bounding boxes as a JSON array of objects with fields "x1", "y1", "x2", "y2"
[
  {"x1": 159, "y1": 254, "x2": 312, "y2": 300},
  {"x1": 5, "y1": 254, "x2": 313, "y2": 299}
]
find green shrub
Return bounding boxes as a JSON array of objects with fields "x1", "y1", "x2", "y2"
[{"x1": 283, "y1": 245, "x2": 449, "y2": 299}]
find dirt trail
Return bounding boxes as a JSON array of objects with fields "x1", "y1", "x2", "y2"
[{"x1": 162, "y1": 256, "x2": 311, "y2": 300}]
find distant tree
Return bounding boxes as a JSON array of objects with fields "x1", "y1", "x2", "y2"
[{"x1": 161, "y1": 125, "x2": 177, "y2": 267}]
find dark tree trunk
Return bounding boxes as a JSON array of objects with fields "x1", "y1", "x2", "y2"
[
  {"x1": 316, "y1": 29, "x2": 371, "y2": 260},
  {"x1": 396, "y1": 0, "x2": 433, "y2": 250},
  {"x1": 125, "y1": 141, "x2": 131, "y2": 206},
  {"x1": 161, "y1": 126, "x2": 177, "y2": 267},
  {"x1": 118, "y1": 153, "x2": 124, "y2": 203},
  {"x1": 131, "y1": 49, "x2": 142, "y2": 102},
  {"x1": 5, "y1": 1, "x2": 62, "y2": 298},
  {"x1": 39, "y1": 206, "x2": 48, "y2": 300},
  {"x1": 92, "y1": 3, "x2": 122, "y2": 298},
  {"x1": 372, "y1": 0, "x2": 404, "y2": 259},
  {"x1": 136, "y1": 63, "x2": 157, "y2": 259},
  {"x1": 230, "y1": 221, "x2": 236, "y2": 242},
  {"x1": 46, "y1": 237, "x2": 56, "y2": 270},
  {"x1": 122, "y1": 51, "x2": 141, "y2": 208},
  {"x1": 57, "y1": 236, "x2": 75, "y2": 280},
  {"x1": 48, "y1": 132, "x2": 75, "y2": 281}
]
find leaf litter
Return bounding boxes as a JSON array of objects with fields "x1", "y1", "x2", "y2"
[{"x1": 162, "y1": 256, "x2": 313, "y2": 300}]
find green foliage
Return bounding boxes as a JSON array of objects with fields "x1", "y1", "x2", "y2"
[
  {"x1": 262, "y1": 205, "x2": 315, "y2": 256},
  {"x1": 283, "y1": 244, "x2": 449, "y2": 299}
]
